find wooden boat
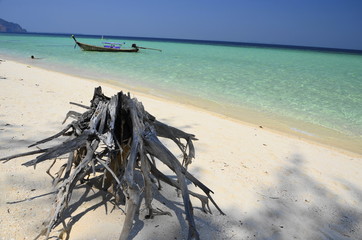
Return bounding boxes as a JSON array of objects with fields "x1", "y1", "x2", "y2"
[{"x1": 72, "y1": 35, "x2": 139, "y2": 52}]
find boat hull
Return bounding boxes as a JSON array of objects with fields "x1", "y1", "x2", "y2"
[{"x1": 76, "y1": 41, "x2": 139, "y2": 52}]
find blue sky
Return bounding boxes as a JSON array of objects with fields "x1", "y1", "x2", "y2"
[{"x1": 1, "y1": 0, "x2": 362, "y2": 50}]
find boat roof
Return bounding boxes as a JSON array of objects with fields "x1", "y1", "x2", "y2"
[{"x1": 102, "y1": 42, "x2": 124, "y2": 45}]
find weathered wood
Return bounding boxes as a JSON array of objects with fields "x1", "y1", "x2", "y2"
[
  {"x1": 148, "y1": 157, "x2": 212, "y2": 214},
  {"x1": 23, "y1": 131, "x2": 92, "y2": 167},
  {"x1": 153, "y1": 120, "x2": 197, "y2": 167},
  {"x1": 0, "y1": 148, "x2": 49, "y2": 163},
  {"x1": 1, "y1": 86, "x2": 223, "y2": 240},
  {"x1": 69, "y1": 101, "x2": 91, "y2": 109},
  {"x1": 28, "y1": 124, "x2": 73, "y2": 148}
]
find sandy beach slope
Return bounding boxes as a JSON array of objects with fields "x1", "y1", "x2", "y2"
[{"x1": 1, "y1": 59, "x2": 362, "y2": 239}]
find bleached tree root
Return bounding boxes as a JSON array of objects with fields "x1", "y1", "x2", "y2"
[{"x1": 1, "y1": 87, "x2": 224, "y2": 240}]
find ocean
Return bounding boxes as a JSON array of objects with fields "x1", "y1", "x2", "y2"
[{"x1": 1, "y1": 33, "x2": 361, "y2": 154}]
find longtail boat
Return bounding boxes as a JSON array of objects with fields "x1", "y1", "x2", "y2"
[
  {"x1": 72, "y1": 35, "x2": 138, "y2": 52},
  {"x1": 71, "y1": 35, "x2": 162, "y2": 52}
]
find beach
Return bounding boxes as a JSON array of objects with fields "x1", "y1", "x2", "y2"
[{"x1": 1, "y1": 59, "x2": 362, "y2": 239}]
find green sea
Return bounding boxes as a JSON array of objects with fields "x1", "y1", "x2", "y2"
[{"x1": 1, "y1": 33, "x2": 361, "y2": 154}]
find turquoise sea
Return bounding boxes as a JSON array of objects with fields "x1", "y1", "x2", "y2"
[{"x1": 1, "y1": 33, "x2": 361, "y2": 154}]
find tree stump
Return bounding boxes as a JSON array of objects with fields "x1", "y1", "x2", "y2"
[{"x1": 1, "y1": 87, "x2": 224, "y2": 240}]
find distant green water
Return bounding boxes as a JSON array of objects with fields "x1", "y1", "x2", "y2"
[{"x1": 1, "y1": 33, "x2": 361, "y2": 153}]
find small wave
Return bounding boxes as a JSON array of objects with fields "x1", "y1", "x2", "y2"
[{"x1": 290, "y1": 127, "x2": 316, "y2": 137}]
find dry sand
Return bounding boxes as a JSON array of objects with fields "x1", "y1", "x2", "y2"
[{"x1": 1, "y1": 59, "x2": 361, "y2": 240}]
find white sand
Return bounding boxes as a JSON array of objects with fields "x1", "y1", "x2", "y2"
[{"x1": 1, "y1": 59, "x2": 361, "y2": 240}]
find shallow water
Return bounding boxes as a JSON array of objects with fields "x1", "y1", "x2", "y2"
[{"x1": 1, "y1": 33, "x2": 361, "y2": 154}]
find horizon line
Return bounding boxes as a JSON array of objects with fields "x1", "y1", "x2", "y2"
[{"x1": 2, "y1": 31, "x2": 362, "y2": 54}]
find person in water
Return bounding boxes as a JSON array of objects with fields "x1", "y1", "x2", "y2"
[{"x1": 31, "y1": 55, "x2": 41, "y2": 59}]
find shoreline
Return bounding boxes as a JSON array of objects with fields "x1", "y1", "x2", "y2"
[
  {"x1": 2, "y1": 54, "x2": 361, "y2": 157},
  {"x1": 1, "y1": 58, "x2": 362, "y2": 239}
]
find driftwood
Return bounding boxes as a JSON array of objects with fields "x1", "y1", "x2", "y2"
[{"x1": 1, "y1": 87, "x2": 224, "y2": 240}]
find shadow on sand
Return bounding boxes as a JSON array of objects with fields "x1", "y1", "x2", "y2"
[
  {"x1": 2, "y1": 120, "x2": 361, "y2": 239},
  {"x1": 219, "y1": 153, "x2": 362, "y2": 240}
]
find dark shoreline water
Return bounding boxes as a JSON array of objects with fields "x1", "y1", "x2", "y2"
[{"x1": 5, "y1": 32, "x2": 362, "y2": 55}]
